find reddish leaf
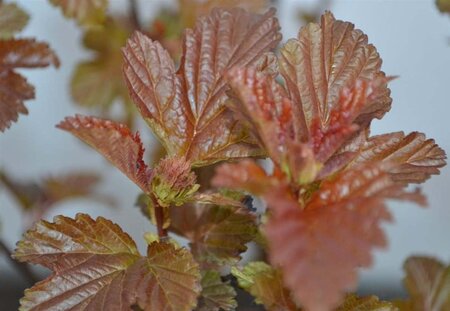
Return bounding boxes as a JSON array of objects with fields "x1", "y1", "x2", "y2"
[
  {"x1": 123, "y1": 8, "x2": 282, "y2": 166},
  {"x1": 0, "y1": 38, "x2": 59, "y2": 131},
  {"x1": 169, "y1": 201, "x2": 257, "y2": 264},
  {"x1": 349, "y1": 131, "x2": 447, "y2": 183},
  {"x1": 57, "y1": 115, "x2": 152, "y2": 192},
  {"x1": 264, "y1": 164, "x2": 425, "y2": 310},
  {"x1": 14, "y1": 214, "x2": 201, "y2": 311},
  {"x1": 279, "y1": 11, "x2": 391, "y2": 142}
]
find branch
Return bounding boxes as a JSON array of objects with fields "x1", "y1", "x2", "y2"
[
  {"x1": 129, "y1": 0, "x2": 141, "y2": 30},
  {"x1": 0, "y1": 238, "x2": 38, "y2": 285}
]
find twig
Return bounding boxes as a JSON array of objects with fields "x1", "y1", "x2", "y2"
[
  {"x1": 0, "y1": 238, "x2": 38, "y2": 285},
  {"x1": 150, "y1": 196, "x2": 168, "y2": 240},
  {"x1": 129, "y1": 0, "x2": 141, "y2": 31}
]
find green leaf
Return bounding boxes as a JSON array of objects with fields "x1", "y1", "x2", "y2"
[
  {"x1": 0, "y1": 3, "x2": 29, "y2": 39},
  {"x1": 14, "y1": 213, "x2": 201, "y2": 311},
  {"x1": 337, "y1": 294, "x2": 396, "y2": 310},
  {"x1": 49, "y1": 0, "x2": 108, "y2": 27},
  {"x1": 169, "y1": 202, "x2": 257, "y2": 264},
  {"x1": 196, "y1": 270, "x2": 237, "y2": 311},
  {"x1": 232, "y1": 262, "x2": 298, "y2": 311},
  {"x1": 437, "y1": 0, "x2": 450, "y2": 14}
]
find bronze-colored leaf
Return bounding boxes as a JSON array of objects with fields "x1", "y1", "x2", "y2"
[
  {"x1": 71, "y1": 17, "x2": 134, "y2": 124},
  {"x1": 279, "y1": 11, "x2": 391, "y2": 142},
  {"x1": 232, "y1": 261, "x2": 298, "y2": 311},
  {"x1": 57, "y1": 115, "x2": 152, "y2": 192},
  {"x1": 437, "y1": 0, "x2": 450, "y2": 14},
  {"x1": 264, "y1": 164, "x2": 425, "y2": 310},
  {"x1": 123, "y1": 8, "x2": 282, "y2": 166},
  {"x1": 169, "y1": 201, "x2": 257, "y2": 264},
  {"x1": 0, "y1": 3, "x2": 29, "y2": 39},
  {"x1": 337, "y1": 294, "x2": 396, "y2": 310},
  {"x1": 349, "y1": 131, "x2": 447, "y2": 183},
  {"x1": 396, "y1": 256, "x2": 450, "y2": 310},
  {"x1": 14, "y1": 213, "x2": 201, "y2": 311},
  {"x1": 196, "y1": 270, "x2": 237, "y2": 311},
  {"x1": 49, "y1": 0, "x2": 108, "y2": 27},
  {"x1": 0, "y1": 38, "x2": 59, "y2": 131}
]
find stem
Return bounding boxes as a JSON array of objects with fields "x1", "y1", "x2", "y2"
[
  {"x1": 150, "y1": 196, "x2": 168, "y2": 239},
  {"x1": 0, "y1": 239, "x2": 38, "y2": 285},
  {"x1": 129, "y1": 0, "x2": 141, "y2": 30}
]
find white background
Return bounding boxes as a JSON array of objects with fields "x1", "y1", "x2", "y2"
[{"x1": 1, "y1": 0, "x2": 449, "y2": 296}]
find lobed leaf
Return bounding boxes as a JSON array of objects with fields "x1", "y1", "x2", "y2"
[
  {"x1": 349, "y1": 131, "x2": 447, "y2": 183},
  {"x1": 395, "y1": 256, "x2": 450, "y2": 310},
  {"x1": 279, "y1": 11, "x2": 391, "y2": 142},
  {"x1": 49, "y1": 0, "x2": 108, "y2": 27},
  {"x1": 123, "y1": 8, "x2": 282, "y2": 166},
  {"x1": 196, "y1": 270, "x2": 237, "y2": 311},
  {"x1": 0, "y1": 3, "x2": 29, "y2": 39},
  {"x1": 57, "y1": 115, "x2": 152, "y2": 192},
  {"x1": 14, "y1": 213, "x2": 201, "y2": 311},
  {"x1": 232, "y1": 262, "x2": 298, "y2": 311},
  {"x1": 169, "y1": 201, "x2": 257, "y2": 264},
  {"x1": 264, "y1": 164, "x2": 425, "y2": 310},
  {"x1": 0, "y1": 38, "x2": 59, "y2": 131}
]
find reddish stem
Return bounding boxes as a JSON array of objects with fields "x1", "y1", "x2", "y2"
[{"x1": 150, "y1": 196, "x2": 168, "y2": 239}]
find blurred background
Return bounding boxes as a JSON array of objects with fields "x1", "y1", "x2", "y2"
[{"x1": 1, "y1": 0, "x2": 449, "y2": 309}]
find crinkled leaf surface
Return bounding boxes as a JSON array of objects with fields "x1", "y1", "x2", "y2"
[
  {"x1": 0, "y1": 2, "x2": 29, "y2": 39},
  {"x1": 349, "y1": 131, "x2": 446, "y2": 183},
  {"x1": 71, "y1": 17, "x2": 134, "y2": 122},
  {"x1": 264, "y1": 164, "x2": 425, "y2": 311},
  {"x1": 395, "y1": 256, "x2": 450, "y2": 311},
  {"x1": 14, "y1": 213, "x2": 201, "y2": 311},
  {"x1": 232, "y1": 262, "x2": 298, "y2": 311},
  {"x1": 196, "y1": 270, "x2": 237, "y2": 311},
  {"x1": 57, "y1": 115, "x2": 152, "y2": 191},
  {"x1": 169, "y1": 202, "x2": 257, "y2": 264},
  {"x1": 49, "y1": 0, "x2": 108, "y2": 27},
  {"x1": 279, "y1": 11, "x2": 391, "y2": 142},
  {"x1": 123, "y1": 8, "x2": 282, "y2": 166},
  {"x1": 0, "y1": 39, "x2": 59, "y2": 131}
]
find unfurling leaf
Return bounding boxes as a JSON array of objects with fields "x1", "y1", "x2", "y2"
[
  {"x1": 49, "y1": 0, "x2": 108, "y2": 27},
  {"x1": 0, "y1": 3, "x2": 29, "y2": 39},
  {"x1": 0, "y1": 39, "x2": 59, "y2": 131},
  {"x1": 337, "y1": 294, "x2": 396, "y2": 310},
  {"x1": 264, "y1": 164, "x2": 425, "y2": 310},
  {"x1": 232, "y1": 262, "x2": 298, "y2": 311},
  {"x1": 123, "y1": 8, "x2": 282, "y2": 166},
  {"x1": 71, "y1": 17, "x2": 134, "y2": 124},
  {"x1": 349, "y1": 131, "x2": 447, "y2": 183},
  {"x1": 394, "y1": 256, "x2": 450, "y2": 310},
  {"x1": 169, "y1": 202, "x2": 257, "y2": 264},
  {"x1": 151, "y1": 156, "x2": 199, "y2": 207},
  {"x1": 196, "y1": 270, "x2": 237, "y2": 311},
  {"x1": 57, "y1": 115, "x2": 152, "y2": 192},
  {"x1": 14, "y1": 214, "x2": 201, "y2": 311}
]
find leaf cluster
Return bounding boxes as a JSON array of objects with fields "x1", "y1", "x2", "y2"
[{"x1": 10, "y1": 5, "x2": 447, "y2": 311}]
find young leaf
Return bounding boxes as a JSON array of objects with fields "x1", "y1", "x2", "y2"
[
  {"x1": 437, "y1": 0, "x2": 450, "y2": 14},
  {"x1": 0, "y1": 39, "x2": 59, "y2": 131},
  {"x1": 122, "y1": 8, "x2": 282, "y2": 166},
  {"x1": 49, "y1": 0, "x2": 108, "y2": 27},
  {"x1": 71, "y1": 17, "x2": 134, "y2": 123},
  {"x1": 14, "y1": 213, "x2": 201, "y2": 311},
  {"x1": 57, "y1": 115, "x2": 152, "y2": 192},
  {"x1": 337, "y1": 294, "x2": 396, "y2": 310},
  {"x1": 0, "y1": 2, "x2": 29, "y2": 39},
  {"x1": 263, "y1": 164, "x2": 425, "y2": 310},
  {"x1": 169, "y1": 201, "x2": 257, "y2": 264},
  {"x1": 279, "y1": 11, "x2": 391, "y2": 142},
  {"x1": 232, "y1": 261, "x2": 298, "y2": 311},
  {"x1": 349, "y1": 131, "x2": 447, "y2": 183},
  {"x1": 196, "y1": 270, "x2": 237, "y2": 311},
  {"x1": 395, "y1": 256, "x2": 450, "y2": 310}
]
